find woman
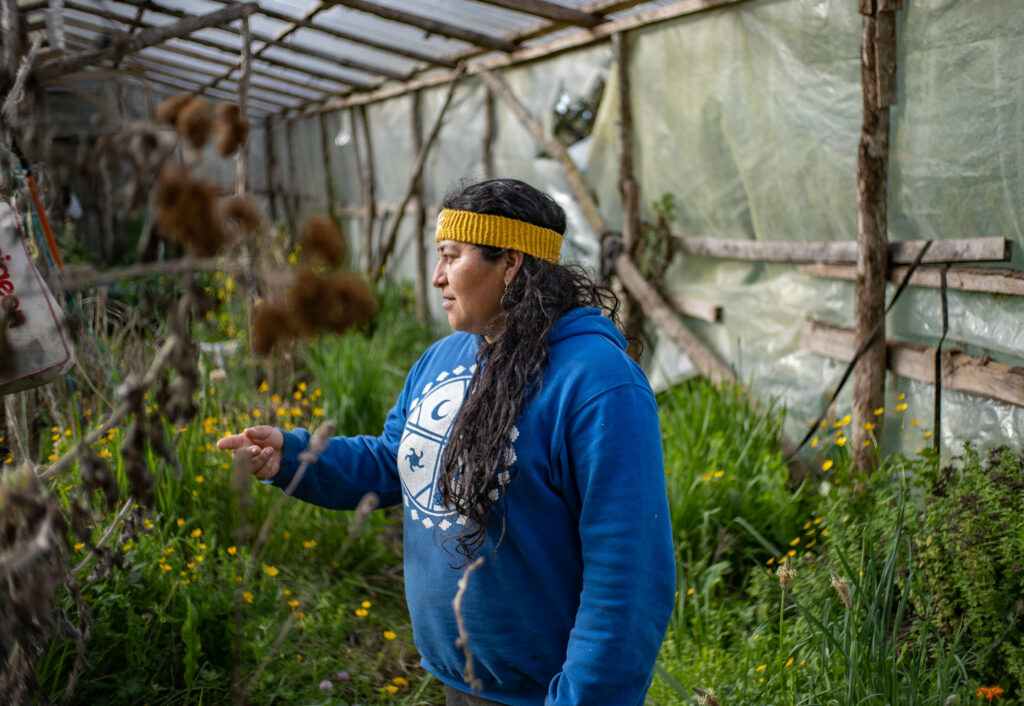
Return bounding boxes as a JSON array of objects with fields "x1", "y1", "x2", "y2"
[{"x1": 218, "y1": 179, "x2": 675, "y2": 705}]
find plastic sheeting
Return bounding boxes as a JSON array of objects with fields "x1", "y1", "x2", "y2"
[{"x1": 276, "y1": 0, "x2": 1024, "y2": 459}]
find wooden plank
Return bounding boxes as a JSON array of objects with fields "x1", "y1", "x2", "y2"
[
  {"x1": 668, "y1": 294, "x2": 721, "y2": 323},
  {"x1": 470, "y1": 0, "x2": 604, "y2": 27},
  {"x1": 676, "y1": 235, "x2": 1010, "y2": 265},
  {"x1": 801, "y1": 319, "x2": 1024, "y2": 408},
  {"x1": 35, "y1": 3, "x2": 257, "y2": 81},
  {"x1": 800, "y1": 263, "x2": 1024, "y2": 297},
  {"x1": 332, "y1": 0, "x2": 518, "y2": 53}
]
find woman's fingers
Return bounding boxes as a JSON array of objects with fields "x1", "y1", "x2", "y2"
[{"x1": 216, "y1": 433, "x2": 249, "y2": 450}]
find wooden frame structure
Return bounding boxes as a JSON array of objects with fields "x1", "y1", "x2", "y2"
[{"x1": 9, "y1": 0, "x2": 1024, "y2": 474}]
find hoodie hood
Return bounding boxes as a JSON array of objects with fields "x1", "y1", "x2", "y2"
[{"x1": 548, "y1": 306, "x2": 627, "y2": 351}]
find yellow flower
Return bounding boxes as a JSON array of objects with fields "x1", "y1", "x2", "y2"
[
  {"x1": 258, "y1": 381, "x2": 269, "y2": 392},
  {"x1": 910, "y1": 418, "x2": 919, "y2": 426},
  {"x1": 836, "y1": 436, "x2": 847, "y2": 447},
  {"x1": 160, "y1": 564, "x2": 173, "y2": 572},
  {"x1": 383, "y1": 630, "x2": 397, "y2": 640},
  {"x1": 199, "y1": 543, "x2": 207, "y2": 550},
  {"x1": 755, "y1": 664, "x2": 767, "y2": 672},
  {"x1": 896, "y1": 393, "x2": 906, "y2": 401},
  {"x1": 789, "y1": 537, "x2": 800, "y2": 547},
  {"x1": 384, "y1": 685, "x2": 399, "y2": 694},
  {"x1": 144, "y1": 519, "x2": 153, "y2": 529},
  {"x1": 810, "y1": 437, "x2": 818, "y2": 448},
  {"x1": 923, "y1": 431, "x2": 933, "y2": 439},
  {"x1": 293, "y1": 391, "x2": 302, "y2": 400},
  {"x1": 282, "y1": 530, "x2": 292, "y2": 539},
  {"x1": 227, "y1": 546, "x2": 237, "y2": 556},
  {"x1": 243, "y1": 591, "x2": 254, "y2": 603},
  {"x1": 303, "y1": 540, "x2": 317, "y2": 548},
  {"x1": 895, "y1": 402, "x2": 908, "y2": 412},
  {"x1": 686, "y1": 587, "x2": 694, "y2": 596},
  {"x1": 194, "y1": 475, "x2": 204, "y2": 484},
  {"x1": 712, "y1": 470, "x2": 724, "y2": 479},
  {"x1": 271, "y1": 394, "x2": 282, "y2": 405},
  {"x1": 863, "y1": 422, "x2": 876, "y2": 431},
  {"x1": 361, "y1": 600, "x2": 372, "y2": 608},
  {"x1": 813, "y1": 517, "x2": 823, "y2": 525},
  {"x1": 176, "y1": 518, "x2": 185, "y2": 527},
  {"x1": 822, "y1": 459, "x2": 834, "y2": 471},
  {"x1": 392, "y1": 677, "x2": 409, "y2": 687},
  {"x1": 355, "y1": 608, "x2": 369, "y2": 618},
  {"x1": 252, "y1": 409, "x2": 261, "y2": 418},
  {"x1": 785, "y1": 657, "x2": 794, "y2": 667},
  {"x1": 190, "y1": 528, "x2": 202, "y2": 538},
  {"x1": 283, "y1": 588, "x2": 292, "y2": 596},
  {"x1": 187, "y1": 562, "x2": 196, "y2": 570},
  {"x1": 873, "y1": 407, "x2": 884, "y2": 416},
  {"x1": 313, "y1": 407, "x2": 324, "y2": 417},
  {"x1": 766, "y1": 557, "x2": 774, "y2": 566},
  {"x1": 287, "y1": 599, "x2": 300, "y2": 608},
  {"x1": 195, "y1": 555, "x2": 203, "y2": 563},
  {"x1": 263, "y1": 564, "x2": 280, "y2": 577},
  {"x1": 74, "y1": 542, "x2": 85, "y2": 551}
]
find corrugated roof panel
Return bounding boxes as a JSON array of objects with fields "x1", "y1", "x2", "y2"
[
  {"x1": 259, "y1": 45, "x2": 380, "y2": 87},
  {"x1": 316, "y1": 5, "x2": 473, "y2": 57},
  {"x1": 287, "y1": 27, "x2": 420, "y2": 76},
  {"x1": 191, "y1": 26, "x2": 245, "y2": 52},
  {"x1": 376, "y1": 0, "x2": 541, "y2": 36}
]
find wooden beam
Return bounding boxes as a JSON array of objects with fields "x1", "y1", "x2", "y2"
[
  {"x1": 470, "y1": 0, "x2": 604, "y2": 27},
  {"x1": 235, "y1": 10, "x2": 252, "y2": 195},
  {"x1": 56, "y1": 4, "x2": 360, "y2": 91},
  {"x1": 35, "y1": 3, "x2": 257, "y2": 81},
  {"x1": 318, "y1": 111, "x2": 339, "y2": 225},
  {"x1": 411, "y1": 90, "x2": 428, "y2": 322},
  {"x1": 372, "y1": 65, "x2": 466, "y2": 281},
  {"x1": 669, "y1": 294, "x2": 721, "y2": 323},
  {"x1": 676, "y1": 235, "x2": 1010, "y2": 265},
  {"x1": 801, "y1": 263, "x2": 1024, "y2": 297},
  {"x1": 478, "y1": 68, "x2": 604, "y2": 237},
  {"x1": 113, "y1": 0, "x2": 402, "y2": 83},
  {"x1": 354, "y1": 105, "x2": 376, "y2": 273},
  {"x1": 265, "y1": 117, "x2": 279, "y2": 222},
  {"x1": 481, "y1": 86, "x2": 495, "y2": 180},
  {"x1": 292, "y1": 0, "x2": 749, "y2": 117},
  {"x1": 801, "y1": 319, "x2": 1024, "y2": 409},
  {"x1": 204, "y1": 0, "x2": 457, "y2": 68},
  {"x1": 329, "y1": 0, "x2": 518, "y2": 53}
]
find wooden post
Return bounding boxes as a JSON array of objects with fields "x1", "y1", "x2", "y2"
[
  {"x1": 318, "y1": 111, "x2": 339, "y2": 225},
  {"x1": 355, "y1": 104, "x2": 376, "y2": 274},
  {"x1": 235, "y1": 8, "x2": 252, "y2": 195},
  {"x1": 852, "y1": 0, "x2": 898, "y2": 473},
  {"x1": 372, "y1": 65, "x2": 466, "y2": 281},
  {"x1": 481, "y1": 86, "x2": 495, "y2": 180},
  {"x1": 612, "y1": 31, "x2": 643, "y2": 360},
  {"x1": 411, "y1": 90, "x2": 429, "y2": 321},
  {"x1": 283, "y1": 118, "x2": 300, "y2": 245},
  {"x1": 264, "y1": 117, "x2": 278, "y2": 222}
]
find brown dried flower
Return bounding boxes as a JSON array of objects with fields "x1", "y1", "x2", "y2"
[
  {"x1": 176, "y1": 98, "x2": 214, "y2": 150},
  {"x1": 156, "y1": 93, "x2": 195, "y2": 126},
  {"x1": 252, "y1": 302, "x2": 298, "y2": 355},
  {"x1": 830, "y1": 570, "x2": 852, "y2": 610},
  {"x1": 300, "y1": 216, "x2": 347, "y2": 268},
  {"x1": 214, "y1": 102, "x2": 250, "y2": 157},
  {"x1": 692, "y1": 686, "x2": 721, "y2": 706},
  {"x1": 223, "y1": 195, "x2": 262, "y2": 236},
  {"x1": 777, "y1": 555, "x2": 795, "y2": 592},
  {"x1": 290, "y1": 269, "x2": 375, "y2": 336},
  {"x1": 155, "y1": 164, "x2": 229, "y2": 257}
]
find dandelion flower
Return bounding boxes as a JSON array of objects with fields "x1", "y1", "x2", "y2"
[
  {"x1": 810, "y1": 437, "x2": 818, "y2": 448},
  {"x1": 822, "y1": 459, "x2": 834, "y2": 471},
  {"x1": 355, "y1": 608, "x2": 369, "y2": 618},
  {"x1": 785, "y1": 657, "x2": 794, "y2": 667},
  {"x1": 383, "y1": 630, "x2": 397, "y2": 640},
  {"x1": 384, "y1": 685, "x2": 399, "y2": 694},
  {"x1": 160, "y1": 564, "x2": 173, "y2": 572},
  {"x1": 177, "y1": 518, "x2": 185, "y2": 527},
  {"x1": 194, "y1": 475, "x2": 204, "y2": 484},
  {"x1": 863, "y1": 422, "x2": 876, "y2": 431},
  {"x1": 190, "y1": 528, "x2": 202, "y2": 538},
  {"x1": 74, "y1": 542, "x2": 85, "y2": 551},
  {"x1": 392, "y1": 677, "x2": 409, "y2": 687},
  {"x1": 755, "y1": 664, "x2": 766, "y2": 672},
  {"x1": 896, "y1": 402, "x2": 908, "y2": 412},
  {"x1": 287, "y1": 599, "x2": 299, "y2": 608},
  {"x1": 873, "y1": 407, "x2": 884, "y2": 416},
  {"x1": 263, "y1": 564, "x2": 280, "y2": 577},
  {"x1": 789, "y1": 537, "x2": 800, "y2": 547},
  {"x1": 924, "y1": 431, "x2": 933, "y2": 438},
  {"x1": 227, "y1": 546, "x2": 237, "y2": 555},
  {"x1": 361, "y1": 601, "x2": 372, "y2": 609}
]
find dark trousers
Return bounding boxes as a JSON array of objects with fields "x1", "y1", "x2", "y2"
[{"x1": 444, "y1": 685, "x2": 508, "y2": 705}]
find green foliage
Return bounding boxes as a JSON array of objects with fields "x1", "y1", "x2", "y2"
[{"x1": 908, "y1": 444, "x2": 1024, "y2": 692}]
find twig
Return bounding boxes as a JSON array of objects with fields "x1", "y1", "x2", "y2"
[
  {"x1": 0, "y1": 35, "x2": 43, "y2": 125},
  {"x1": 38, "y1": 334, "x2": 179, "y2": 483},
  {"x1": 62, "y1": 256, "x2": 290, "y2": 290},
  {"x1": 453, "y1": 556, "x2": 486, "y2": 693},
  {"x1": 71, "y1": 496, "x2": 134, "y2": 575}
]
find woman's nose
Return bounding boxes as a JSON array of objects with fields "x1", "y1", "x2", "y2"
[{"x1": 431, "y1": 259, "x2": 445, "y2": 288}]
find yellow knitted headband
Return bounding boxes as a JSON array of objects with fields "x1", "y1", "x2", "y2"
[{"x1": 435, "y1": 209, "x2": 562, "y2": 263}]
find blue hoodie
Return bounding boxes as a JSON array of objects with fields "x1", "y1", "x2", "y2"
[{"x1": 273, "y1": 308, "x2": 676, "y2": 705}]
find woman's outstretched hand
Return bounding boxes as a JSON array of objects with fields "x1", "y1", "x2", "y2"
[{"x1": 216, "y1": 426, "x2": 284, "y2": 481}]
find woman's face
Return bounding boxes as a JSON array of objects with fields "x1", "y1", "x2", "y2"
[{"x1": 432, "y1": 241, "x2": 508, "y2": 336}]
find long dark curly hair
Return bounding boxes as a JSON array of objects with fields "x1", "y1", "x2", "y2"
[{"x1": 436, "y1": 179, "x2": 619, "y2": 563}]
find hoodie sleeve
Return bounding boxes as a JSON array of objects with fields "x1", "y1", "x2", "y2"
[
  {"x1": 546, "y1": 382, "x2": 676, "y2": 706},
  {"x1": 267, "y1": 388, "x2": 409, "y2": 511}
]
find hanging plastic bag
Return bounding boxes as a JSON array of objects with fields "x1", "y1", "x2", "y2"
[{"x1": 0, "y1": 200, "x2": 75, "y2": 394}]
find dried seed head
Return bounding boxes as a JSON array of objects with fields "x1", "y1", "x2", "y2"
[
  {"x1": 692, "y1": 686, "x2": 721, "y2": 706},
  {"x1": 156, "y1": 93, "x2": 195, "y2": 126},
  {"x1": 155, "y1": 165, "x2": 230, "y2": 256},
  {"x1": 214, "y1": 102, "x2": 250, "y2": 156},
  {"x1": 299, "y1": 216, "x2": 347, "y2": 268},
  {"x1": 251, "y1": 301, "x2": 298, "y2": 355},
  {"x1": 830, "y1": 570, "x2": 852, "y2": 610},
  {"x1": 290, "y1": 269, "x2": 375, "y2": 336},
  {"x1": 176, "y1": 97, "x2": 214, "y2": 150},
  {"x1": 777, "y1": 555, "x2": 795, "y2": 591},
  {"x1": 223, "y1": 195, "x2": 262, "y2": 235}
]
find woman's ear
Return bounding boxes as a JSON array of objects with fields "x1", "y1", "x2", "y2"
[{"x1": 503, "y1": 249, "x2": 525, "y2": 285}]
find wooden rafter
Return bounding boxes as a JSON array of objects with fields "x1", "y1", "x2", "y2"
[
  {"x1": 328, "y1": 0, "x2": 518, "y2": 53},
  {"x1": 470, "y1": 0, "x2": 604, "y2": 27},
  {"x1": 35, "y1": 3, "x2": 258, "y2": 82},
  {"x1": 112, "y1": 0, "x2": 405, "y2": 82}
]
